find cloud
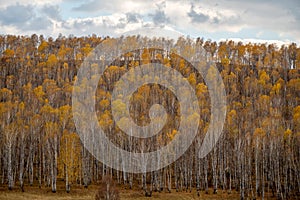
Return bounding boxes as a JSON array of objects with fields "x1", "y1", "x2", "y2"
[
  {"x1": 42, "y1": 4, "x2": 62, "y2": 20},
  {"x1": 173, "y1": 0, "x2": 300, "y2": 43},
  {"x1": 149, "y1": 2, "x2": 169, "y2": 26},
  {"x1": 0, "y1": 3, "x2": 53, "y2": 31},
  {"x1": 0, "y1": 4, "x2": 35, "y2": 25},
  {"x1": 0, "y1": 0, "x2": 62, "y2": 8},
  {"x1": 24, "y1": 17, "x2": 52, "y2": 31},
  {"x1": 126, "y1": 13, "x2": 140, "y2": 23},
  {"x1": 151, "y1": 10, "x2": 169, "y2": 25},
  {"x1": 0, "y1": 0, "x2": 299, "y2": 44},
  {"x1": 57, "y1": 13, "x2": 135, "y2": 36},
  {"x1": 72, "y1": 0, "x2": 102, "y2": 12},
  {"x1": 72, "y1": 0, "x2": 154, "y2": 14},
  {"x1": 0, "y1": 1, "x2": 61, "y2": 33},
  {"x1": 187, "y1": 5, "x2": 209, "y2": 23}
]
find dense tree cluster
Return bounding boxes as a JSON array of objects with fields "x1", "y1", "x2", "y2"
[{"x1": 0, "y1": 34, "x2": 299, "y2": 199}]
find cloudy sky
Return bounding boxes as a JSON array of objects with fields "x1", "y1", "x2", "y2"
[{"x1": 0, "y1": 0, "x2": 299, "y2": 44}]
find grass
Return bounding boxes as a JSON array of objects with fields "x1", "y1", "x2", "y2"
[{"x1": 0, "y1": 184, "x2": 241, "y2": 200}]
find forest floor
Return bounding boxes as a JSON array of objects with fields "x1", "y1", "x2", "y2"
[{"x1": 0, "y1": 183, "x2": 244, "y2": 200}]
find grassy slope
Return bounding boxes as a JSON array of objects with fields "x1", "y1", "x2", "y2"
[{"x1": 0, "y1": 184, "x2": 241, "y2": 200}]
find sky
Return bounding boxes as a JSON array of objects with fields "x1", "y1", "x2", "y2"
[{"x1": 0, "y1": 0, "x2": 299, "y2": 44}]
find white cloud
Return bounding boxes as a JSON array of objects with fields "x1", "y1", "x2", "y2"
[
  {"x1": 0, "y1": 0, "x2": 299, "y2": 44},
  {"x1": 0, "y1": 0, "x2": 62, "y2": 8},
  {"x1": 72, "y1": 0, "x2": 157, "y2": 15},
  {"x1": 219, "y1": 38, "x2": 294, "y2": 48}
]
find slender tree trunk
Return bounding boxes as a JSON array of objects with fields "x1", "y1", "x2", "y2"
[
  {"x1": 212, "y1": 149, "x2": 218, "y2": 194},
  {"x1": 7, "y1": 141, "x2": 14, "y2": 190},
  {"x1": 204, "y1": 157, "x2": 208, "y2": 194},
  {"x1": 65, "y1": 164, "x2": 70, "y2": 193},
  {"x1": 255, "y1": 139, "x2": 260, "y2": 198},
  {"x1": 19, "y1": 138, "x2": 25, "y2": 192}
]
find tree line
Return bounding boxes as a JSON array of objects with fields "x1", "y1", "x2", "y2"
[{"x1": 0, "y1": 34, "x2": 299, "y2": 199}]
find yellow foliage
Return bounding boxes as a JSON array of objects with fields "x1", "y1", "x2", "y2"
[
  {"x1": 58, "y1": 130, "x2": 82, "y2": 183},
  {"x1": 254, "y1": 128, "x2": 266, "y2": 138},
  {"x1": 47, "y1": 54, "x2": 58, "y2": 67},
  {"x1": 38, "y1": 41, "x2": 48, "y2": 52},
  {"x1": 271, "y1": 82, "x2": 281, "y2": 96},
  {"x1": 188, "y1": 73, "x2": 197, "y2": 88},
  {"x1": 99, "y1": 110, "x2": 113, "y2": 128},
  {"x1": 293, "y1": 106, "x2": 300, "y2": 130},
  {"x1": 284, "y1": 128, "x2": 292, "y2": 139},
  {"x1": 3, "y1": 49, "x2": 14, "y2": 57},
  {"x1": 0, "y1": 88, "x2": 12, "y2": 101},
  {"x1": 258, "y1": 70, "x2": 270, "y2": 85},
  {"x1": 99, "y1": 99, "x2": 110, "y2": 110},
  {"x1": 112, "y1": 99, "x2": 126, "y2": 116},
  {"x1": 19, "y1": 102, "x2": 25, "y2": 111},
  {"x1": 81, "y1": 44, "x2": 93, "y2": 56},
  {"x1": 167, "y1": 129, "x2": 177, "y2": 140},
  {"x1": 33, "y1": 86, "x2": 45, "y2": 102},
  {"x1": 227, "y1": 109, "x2": 237, "y2": 126},
  {"x1": 221, "y1": 57, "x2": 230, "y2": 68},
  {"x1": 141, "y1": 48, "x2": 150, "y2": 64}
]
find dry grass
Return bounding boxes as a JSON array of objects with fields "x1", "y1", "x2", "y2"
[
  {"x1": 120, "y1": 189, "x2": 240, "y2": 200},
  {"x1": 0, "y1": 184, "x2": 240, "y2": 200}
]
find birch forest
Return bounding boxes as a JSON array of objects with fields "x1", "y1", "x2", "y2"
[{"x1": 0, "y1": 34, "x2": 299, "y2": 200}]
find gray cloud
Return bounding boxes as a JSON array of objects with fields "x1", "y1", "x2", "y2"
[
  {"x1": 150, "y1": 10, "x2": 169, "y2": 26},
  {"x1": 149, "y1": 1, "x2": 169, "y2": 26},
  {"x1": 116, "y1": 17, "x2": 127, "y2": 29},
  {"x1": 126, "y1": 12, "x2": 140, "y2": 23},
  {"x1": 42, "y1": 4, "x2": 61, "y2": 20},
  {"x1": 187, "y1": 5, "x2": 209, "y2": 23},
  {"x1": 0, "y1": 4, "x2": 35, "y2": 25},
  {"x1": 212, "y1": 17, "x2": 220, "y2": 24},
  {"x1": 75, "y1": 20, "x2": 94, "y2": 29},
  {"x1": 0, "y1": 3, "x2": 53, "y2": 31},
  {"x1": 24, "y1": 16, "x2": 52, "y2": 31}
]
